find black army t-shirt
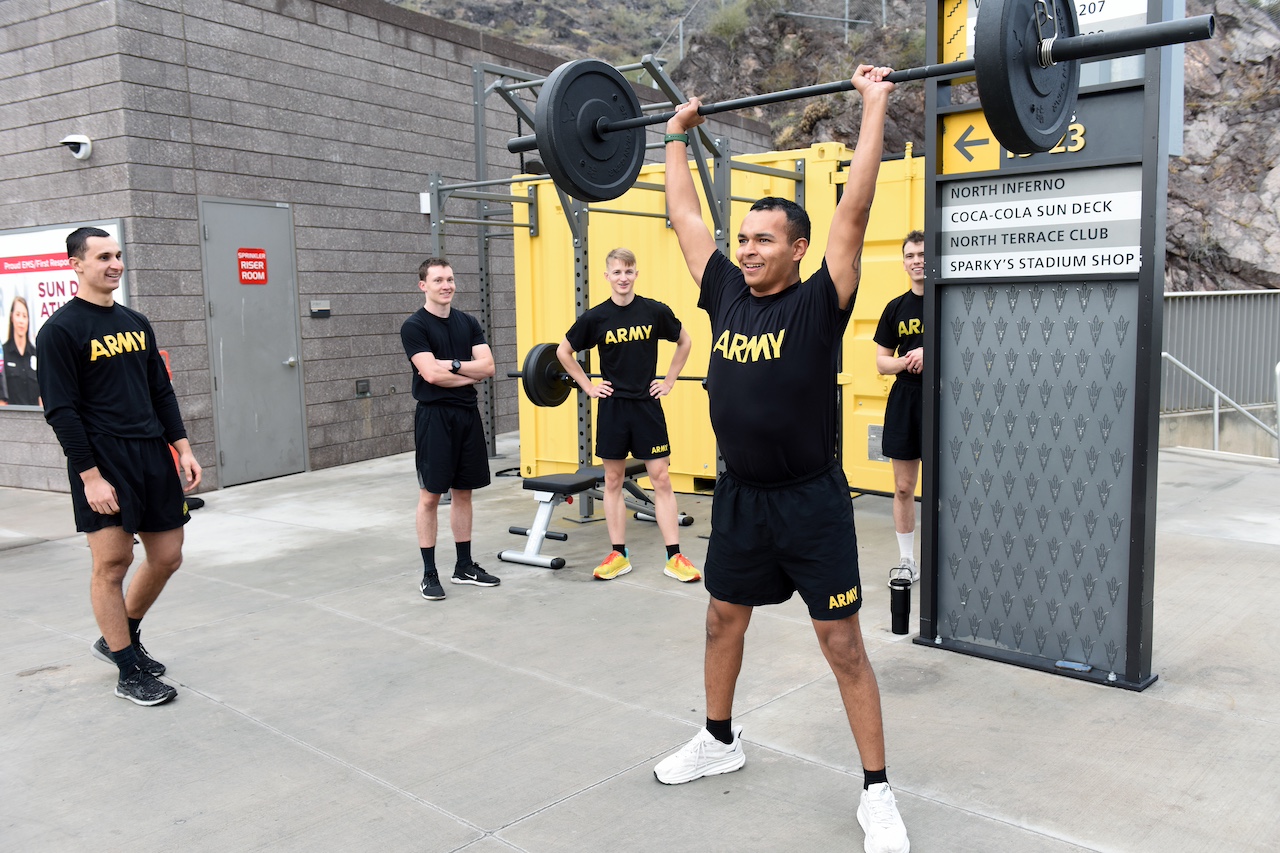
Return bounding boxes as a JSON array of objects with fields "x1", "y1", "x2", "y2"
[
  {"x1": 400, "y1": 307, "x2": 487, "y2": 406},
  {"x1": 873, "y1": 290, "x2": 925, "y2": 386},
  {"x1": 565, "y1": 295, "x2": 682, "y2": 400},
  {"x1": 698, "y1": 251, "x2": 853, "y2": 484},
  {"x1": 37, "y1": 298, "x2": 186, "y2": 473}
]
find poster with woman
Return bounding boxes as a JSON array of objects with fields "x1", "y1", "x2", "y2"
[{"x1": 0, "y1": 220, "x2": 125, "y2": 410}]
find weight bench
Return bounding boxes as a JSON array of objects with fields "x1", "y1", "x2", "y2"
[{"x1": 497, "y1": 460, "x2": 693, "y2": 570}]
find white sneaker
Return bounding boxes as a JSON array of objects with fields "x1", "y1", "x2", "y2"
[
  {"x1": 653, "y1": 726, "x2": 745, "y2": 785},
  {"x1": 888, "y1": 557, "x2": 920, "y2": 587},
  {"x1": 857, "y1": 782, "x2": 910, "y2": 853}
]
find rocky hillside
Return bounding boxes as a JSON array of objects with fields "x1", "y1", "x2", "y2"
[
  {"x1": 394, "y1": 0, "x2": 1278, "y2": 291},
  {"x1": 392, "y1": 0, "x2": 689, "y2": 64},
  {"x1": 1170, "y1": 0, "x2": 1279, "y2": 291}
]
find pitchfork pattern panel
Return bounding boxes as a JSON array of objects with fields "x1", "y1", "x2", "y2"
[{"x1": 935, "y1": 281, "x2": 1137, "y2": 677}]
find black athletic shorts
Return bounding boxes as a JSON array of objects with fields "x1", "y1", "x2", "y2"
[
  {"x1": 705, "y1": 463, "x2": 862, "y2": 620},
  {"x1": 881, "y1": 380, "x2": 922, "y2": 461},
  {"x1": 595, "y1": 396, "x2": 671, "y2": 460},
  {"x1": 69, "y1": 435, "x2": 190, "y2": 535},
  {"x1": 415, "y1": 403, "x2": 491, "y2": 494}
]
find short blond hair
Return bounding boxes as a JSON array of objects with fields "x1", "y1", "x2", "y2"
[{"x1": 605, "y1": 247, "x2": 636, "y2": 268}]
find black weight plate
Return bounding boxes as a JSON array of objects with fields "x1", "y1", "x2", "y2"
[
  {"x1": 534, "y1": 60, "x2": 646, "y2": 203},
  {"x1": 975, "y1": 0, "x2": 1080, "y2": 154},
  {"x1": 521, "y1": 342, "x2": 572, "y2": 408}
]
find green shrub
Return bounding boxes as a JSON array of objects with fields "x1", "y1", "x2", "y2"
[{"x1": 708, "y1": 1, "x2": 751, "y2": 48}]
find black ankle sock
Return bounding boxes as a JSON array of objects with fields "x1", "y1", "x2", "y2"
[
  {"x1": 112, "y1": 644, "x2": 140, "y2": 676},
  {"x1": 127, "y1": 616, "x2": 142, "y2": 646},
  {"x1": 666, "y1": 544, "x2": 680, "y2": 559},
  {"x1": 863, "y1": 767, "x2": 889, "y2": 789},
  {"x1": 706, "y1": 717, "x2": 734, "y2": 745},
  {"x1": 456, "y1": 541, "x2": 472, "y2": 569},
  {"x1": 421, "y1": 547, "x2": 436, "y2": 574},
  {"x1": 612, "y1": 543, "x2": 626, "y2": 556}
]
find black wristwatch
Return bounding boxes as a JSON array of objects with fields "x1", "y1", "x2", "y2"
[{"x1": 450, "y1": 359, "x2": 462, "y2": 374}]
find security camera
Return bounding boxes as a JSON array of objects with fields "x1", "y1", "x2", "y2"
[{"x1": 60, "y1": 134, "x2": 92, "y2": 160}]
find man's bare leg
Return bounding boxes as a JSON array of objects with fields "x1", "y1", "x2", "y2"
[
  {"x1": 86, "y1": 526, "x2": 136, "y2": 652},
  {"x1": 706, "y1": 598, "x2": 752, "y2": 719},
  {"x1": 890, "y1": 459, "x2": 919, "y2": 538},
  {"x1": 449, "y1": 488, "x2": 473, "y2": 543},
  {"x1": 127, "y1": 527, "x2": 184, "y2": 621},
  {"x1": 416, "y1": 490, "x2": 441, "y2": 548},
  {"x1": 812, "y1": 611, "x2": 886, "y2": 771},
  {"x1": 653, "y1": 597, "x2": 753, "y2": 784},
  {"x1": 601, "y1": 458, "x2": 627, "y2": 547},
  {"x1": 644, "y1": 457, "x2": 680, "y2": 547}
]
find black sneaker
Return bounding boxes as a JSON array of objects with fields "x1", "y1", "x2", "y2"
[
  {"x1": 114, "y1": 667, "x2": 177, "y2": 706},
  {"x1": 420, "y1": 571, "x2": 446, "y2": 600},
  {"x1": 452, "y1": 562, "x2": 501, "y2": 587},
  {"x1": 92, "y1": 636, "x2": 165, "y2": 677}
]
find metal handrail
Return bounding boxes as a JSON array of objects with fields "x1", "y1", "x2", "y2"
[{"x1": 1161, "y1": 352, "x2": 1279, "y2": 460}]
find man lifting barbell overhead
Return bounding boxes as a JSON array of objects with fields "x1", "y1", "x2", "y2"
[
  {"x1": 651, "y1": 65, "x2": 909, "y2": 853},
  {"x1": 555, "y1": 248, "x2": 698, "y2": 583}
]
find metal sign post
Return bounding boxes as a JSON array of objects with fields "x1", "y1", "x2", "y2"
[{"x1": 919, "y1": 0, "x2": 1175, "y2": 689}]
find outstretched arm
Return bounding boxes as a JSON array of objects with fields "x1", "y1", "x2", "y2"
[
  {"x1": 826, "y1": 65, "x2": 895, "y2": 310},
  {"x1": 664, "y1": 102, "x2": 718, "y2": 286}
]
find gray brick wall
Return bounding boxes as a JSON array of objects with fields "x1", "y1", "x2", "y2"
[{"x1": 0, "y1": 0, "x2": 772, "y2": 492}]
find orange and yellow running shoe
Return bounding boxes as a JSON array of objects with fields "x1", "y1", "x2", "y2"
[
  {"x1": 663, "y1": 553, "x2": 701, "y2": 583},
  {"x1": 593, "y1": 549, "x2": 632, "y2": 580}
]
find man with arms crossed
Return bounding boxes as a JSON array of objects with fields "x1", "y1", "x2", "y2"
[
  {"x1": 875, "y1": 231, "x2": 926, "y2": 586},
  {"x1": 402, "y1": 258, "x2": 499, "y2": 601},
  {"x1": 556, "y1": 247, "x2": 699, "y2": 582},
  {"x1": 39, "y1": 227, "x2": 201, "y2": 706},
  {"x1": 652, "y1": 67, "x2": 910, "y2": 853}
]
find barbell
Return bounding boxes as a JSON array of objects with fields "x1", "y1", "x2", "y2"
[
  {"x1": 508, "y1": 0, "x2": 1215, "y2": 202},
  {"x1": 511, "y1": 342, "x2": 706, "y2": 408}
]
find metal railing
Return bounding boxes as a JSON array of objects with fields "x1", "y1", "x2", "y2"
[
  {"x1": 1162, "y1": 290, "x2": 1280, "y2": 412},
  {"x1": 1161, "y1": 352, "x2": 1279, "y2": 459}
]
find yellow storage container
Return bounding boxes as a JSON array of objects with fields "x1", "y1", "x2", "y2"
[{"x1": 513, "y1": 144, "x2": 924, "y2": 497}]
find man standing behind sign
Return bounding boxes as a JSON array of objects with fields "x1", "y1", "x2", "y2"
[
  {"x1": 38, "y1": 227, "x2": 201, "y2": 706},
  {"x1": 874, "y1": 231, "x2": 925, "y2": 586},
  {"x1": 401, "y1": 257, "x2": 499, "y2": 601}
]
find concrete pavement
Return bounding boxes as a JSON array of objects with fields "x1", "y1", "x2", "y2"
[{"x1": 2, "y1": 436, "x2": 1277, "y2": 852}]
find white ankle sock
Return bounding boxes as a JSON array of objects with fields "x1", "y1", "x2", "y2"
[{"x1": 896, "y1": 531, "x2": 915, "y2": 561}]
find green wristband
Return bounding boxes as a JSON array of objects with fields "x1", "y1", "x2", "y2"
[{"x1": 663, "y1": 133, "x2": 689, "y2": 144}]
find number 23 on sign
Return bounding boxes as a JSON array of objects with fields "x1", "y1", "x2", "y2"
[{"x1": 1008, "y1": 122, "x2": 1086, "y2": 158}]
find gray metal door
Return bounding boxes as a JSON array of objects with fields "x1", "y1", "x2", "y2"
[{"x1": 200, "y1": 199, "x2": 306, "y2": 486}]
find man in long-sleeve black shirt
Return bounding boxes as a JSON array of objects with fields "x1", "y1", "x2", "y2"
[{"x1": 38, "y1": 227, "x2": 202, "y2": 707}]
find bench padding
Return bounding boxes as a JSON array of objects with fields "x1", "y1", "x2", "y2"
[{"x1": 521, "y1": 460, "x2": 646, "y2": 494}]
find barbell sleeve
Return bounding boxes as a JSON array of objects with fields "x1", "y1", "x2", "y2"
[{"x1": 1047, "y1": 14, "x2": 1213, "y2": 63}]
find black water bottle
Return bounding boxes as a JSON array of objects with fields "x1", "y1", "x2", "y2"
[{"x1": 889, "y1": 577, "x2": 912, "y2": 635}]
